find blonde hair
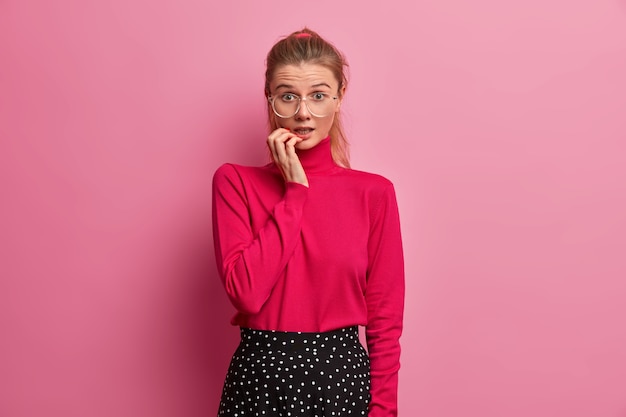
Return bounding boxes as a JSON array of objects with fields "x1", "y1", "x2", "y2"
[{"x1": 264, "y1": 28, "x2": 350, "y2": 168}]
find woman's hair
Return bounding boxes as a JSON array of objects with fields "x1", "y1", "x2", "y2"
[{"x1": 265, "y1": 28, "x2": 350, "y2": 168}]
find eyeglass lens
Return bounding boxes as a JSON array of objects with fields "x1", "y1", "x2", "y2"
[{"x1": 271, "y1": 94, "x2": 336, "y2": 118}]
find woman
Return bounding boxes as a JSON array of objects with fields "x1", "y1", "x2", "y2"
[{"x1": 212, "y1": 28, "x2": 404, "y2": 417}]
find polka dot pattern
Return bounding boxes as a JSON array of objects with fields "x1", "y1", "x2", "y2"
[{"x1": 218, "y1": 326, "x2": 370, "y2": 416}]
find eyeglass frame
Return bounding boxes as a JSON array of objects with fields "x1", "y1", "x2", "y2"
[{"x1": 267, "y1": 92, "x2": 339, "y2": 118}]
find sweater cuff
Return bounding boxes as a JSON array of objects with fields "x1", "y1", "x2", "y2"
[{"x1": 284, "y1": 182, "x2": 309, "y2": 208}]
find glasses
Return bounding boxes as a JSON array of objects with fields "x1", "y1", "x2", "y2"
[{"x1": 268, "y1": 92, "x2": 338, "y2": 118}]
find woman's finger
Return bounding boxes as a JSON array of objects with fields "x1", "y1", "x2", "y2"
[
  {"x1": 268, "y1": 129, "x2": 295, "y2": 164},
  {"x1": 267, "y1": 129, "x2": 287, "y2": 162},
  {"x1": 267, "y1": 128, "x2": 307, "y2": 186},
  {"x1": 272, "y1": 135, "x2": 290, "y2": 164},
  {"x1": 283, "y1": 136, "x2": 300, "y2": 158}
]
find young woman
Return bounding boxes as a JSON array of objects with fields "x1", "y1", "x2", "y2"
[{"x1": 212, "y1": 28, "x2": 405, "y2": 417}]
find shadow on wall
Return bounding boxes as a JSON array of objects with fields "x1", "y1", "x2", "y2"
[
  {"x1": 176, "y1": 99, "x2": 267, "y2": 416},
  {"x1": 169, "y1": 193, "x2": 239, "y2": 416},
  {"x1": 154, "y1": 164, "x2": 239, "y2": 417},
  {"x1": 215, "y1": 94, "x2": 270, "y2": 168}
]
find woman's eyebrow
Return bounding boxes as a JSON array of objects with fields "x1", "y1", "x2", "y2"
[
  {"x1": 275, "y1": 82, "x2": 333, "y2": 91},
  {"x1": 311, "y1": 83, "x2": 332, "y2": 89}
]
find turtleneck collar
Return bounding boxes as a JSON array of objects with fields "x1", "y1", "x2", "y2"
[{"x1": 295, "y1": 136, "x2": 338, "y2": 175}]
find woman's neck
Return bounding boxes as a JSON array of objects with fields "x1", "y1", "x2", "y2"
[{"x1": 295, "y1": 136, "x2": 337, "y2": 174}]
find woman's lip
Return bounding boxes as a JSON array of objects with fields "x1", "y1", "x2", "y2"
[{"x1": 293, "y1": 128, "x2": 314, "y2": 139}]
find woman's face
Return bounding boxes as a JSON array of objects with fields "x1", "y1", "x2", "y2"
[{"x1": 269, "y1": 62, "x2": 343, "y2": 151}]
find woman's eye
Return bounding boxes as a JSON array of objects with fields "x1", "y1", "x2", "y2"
[
  {"x1": 311, "y1": 93, "x2": 326, "y2": 101},
  {"x1": 281, "y1": 94, "x2": 297, "y2": 102}
]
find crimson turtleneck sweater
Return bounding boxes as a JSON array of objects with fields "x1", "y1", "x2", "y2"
[{"x1": 212, "y1": 137, "x2": 405, "y2": 417}]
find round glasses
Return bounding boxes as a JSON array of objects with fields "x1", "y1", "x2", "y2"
[{"x1": 268, "y1": 92, "x2": 339, "y2": 118}]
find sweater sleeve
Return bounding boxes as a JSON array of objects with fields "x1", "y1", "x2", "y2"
[
  {"x1": 365, "y1": 182, "x2": 405, "y2": 417},
  {"x1": 212, "y1": 163, "x2": 308, "y2": 314}
]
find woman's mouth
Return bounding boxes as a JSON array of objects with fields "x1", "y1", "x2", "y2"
[{"x1": 293, "y1": 128, "x2": 314, "y2": 138}]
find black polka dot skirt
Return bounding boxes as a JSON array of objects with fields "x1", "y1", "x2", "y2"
[{"x1": 217, "y1": 326, "x2": 371, "y2": 417}]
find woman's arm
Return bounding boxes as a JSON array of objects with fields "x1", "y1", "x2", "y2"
[
  {"x1": 212, "y1": 163, "x2": 308, "y2": 314},
  {"x1": 365, "y1": 182, "x2": 405, "y2": 417}
]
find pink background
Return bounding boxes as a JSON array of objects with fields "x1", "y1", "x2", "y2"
[{"x1": 2, "y1": 1, "x2": 625, "y2": 416}]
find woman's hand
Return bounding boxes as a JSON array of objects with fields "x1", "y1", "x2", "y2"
[{"x1": 267, "y1": 128, "x2": 309, "y2": 187}]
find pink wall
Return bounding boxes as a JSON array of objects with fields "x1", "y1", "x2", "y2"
[{"x1": 2, "y1": 1, "x2": 625, "y2": 416}]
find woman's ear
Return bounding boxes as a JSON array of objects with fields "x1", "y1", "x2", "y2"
[{"x1": 336, "y1": 85, "x2": 346, "y2": 110}]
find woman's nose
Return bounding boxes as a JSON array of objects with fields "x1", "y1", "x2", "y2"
[{"x1": 294, "y1": 99, "x2": 311, "y2": 120}]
